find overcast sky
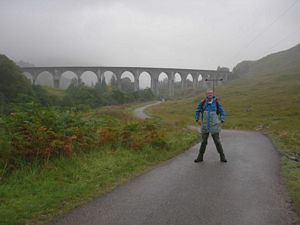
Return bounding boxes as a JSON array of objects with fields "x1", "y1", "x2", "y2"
[{"x1": 0, "y1": 0, "x2": 299, "y2": 70}]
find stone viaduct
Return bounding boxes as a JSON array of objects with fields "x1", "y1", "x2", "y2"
[{"x1": 21, "y1": 66, "x2": 232, "y2": 96}]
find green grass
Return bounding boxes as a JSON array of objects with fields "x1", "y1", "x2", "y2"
[
  {"x1": 44, "y1": 87, "x2": 66, "y2": 99},
  {"x1": 146, "y1": 69, "x2": 300, "y2": 215},
  {"x1": 0, "y1": 105, "x2": 198, "y2": 225}
]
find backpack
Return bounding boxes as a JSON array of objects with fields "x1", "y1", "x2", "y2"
[{"x1": 201, "y1": 98, "x2": 220, "y2": 115}]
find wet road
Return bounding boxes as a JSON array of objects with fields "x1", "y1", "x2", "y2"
[
  {"x1": 52, "y1": 105, "x2": 299, "y2": 225},
  {"x1": 132, "y1": 101, "x2": 161, "y2": 119}
]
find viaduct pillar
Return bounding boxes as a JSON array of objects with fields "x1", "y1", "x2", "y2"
[
  {"x1": 168, "y1": 72, "x2": 175, "y2": 97},
  {"x1": 181, "y1": 74, "x2": 187, "y2": 90},
  {"x1": 53, "y1": 69, "x2": 61, "y2": 89},
  {"x1": 115, "y1": 72, "x2": 122, "y2": 90},
  {"x1": 192, "y1": 73, "x2": 198, "y2": 89},
  {"x1": 31, "y1": 71, "x2": 38, "y2": 85},
  {"x1": 151, "y1": 72, "x2": 159, "y2": 96},
  {"x1": 96, "y1": 69, "x2": 102, "y2": 85},
  {"x1": 134, "y1": 70, "x2": 139, "y2": 91}
]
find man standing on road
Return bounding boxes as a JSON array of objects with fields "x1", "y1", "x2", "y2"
[{"x1": 194, "y1": 89, "x2": 227, "y2": 163}]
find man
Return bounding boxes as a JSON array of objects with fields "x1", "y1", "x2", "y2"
[{"x1": 194, "y1": 89, "x2": 227, "y2": 163}]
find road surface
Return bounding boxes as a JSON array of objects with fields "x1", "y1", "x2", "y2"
[
  {"x1": 132, "y1": 101, "x2": 161, "y2": 119},
  {"x1": 52, "y1": 104, "x2": 299, "y2": 225}
]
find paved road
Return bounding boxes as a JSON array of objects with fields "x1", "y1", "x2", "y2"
[
  {"x1": 52, "y1": 105, "x2": 299, "y2": 225},
  {"x1": 132, "y1": 101, "x2": 161, "y2": 119}
]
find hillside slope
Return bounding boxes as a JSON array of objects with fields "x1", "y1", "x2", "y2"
[{"x1": 233, "y1": 43, "x2": 300, "y2": 77}]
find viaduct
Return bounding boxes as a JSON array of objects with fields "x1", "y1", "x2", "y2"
[{"x1": 21, "y1": 66, "x2": 232, "y2": 96}]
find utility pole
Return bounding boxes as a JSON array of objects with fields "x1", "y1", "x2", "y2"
[{"x1": 205, "y1": 74, "x2": 223, "y2": 93}]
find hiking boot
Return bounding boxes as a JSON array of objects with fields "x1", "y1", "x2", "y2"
[
  {"x1": 220, "y1": 158, "x2": 227, "y2": 163},
  {"x1": 194, "y1": 158, "x2": 203, "y2": 163}
]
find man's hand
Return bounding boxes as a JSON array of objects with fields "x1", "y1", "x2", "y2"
[{"x1": 196, "y1": 120, "x2": 202, "y2": 126}]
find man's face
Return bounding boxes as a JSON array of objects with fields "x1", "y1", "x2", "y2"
[{"x1": 206, "y1": 90, "x2": 213, "y2": 100}]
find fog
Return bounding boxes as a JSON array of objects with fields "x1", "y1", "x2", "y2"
[{"x1": 0, "y1": 0, "x2": 299, "y2": 71}]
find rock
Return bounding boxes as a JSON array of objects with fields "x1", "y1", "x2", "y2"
[{"x1": 288, "y1": 155, "x2": 300, "y2": 162}]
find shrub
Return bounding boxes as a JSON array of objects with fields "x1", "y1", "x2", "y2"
[
  {"x1": 0, "y1": 103, "x2": 168, "y2": 177},
  {"x1": 0, "y1": 123, "x2": 15, "y2": 174},
  {"x1": 0, "y1": 54, "x2": 32, "y2": 103},
  {"x1": 96, "y1": 119, "x2": 168, "y2": 151},
  {"x1": 0, "y1": 104, "x2": 99, "y2": 175}
]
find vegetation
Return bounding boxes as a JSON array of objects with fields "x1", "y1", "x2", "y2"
[
  {"x1": 146, "y1": 44, "x2": 300, "y2": 215},
  {"x1": 0, "y1": 55, "x2": 32, "y2": 113},
  {"x1": 62, "y1": 81, "x2": 155, "y2": 108},
  {"x1": 0, "y1": 105, "x2": 198, "y2": 225},
  {"x1": 0, "y1": 54, "x2": 199, "y2": 224},
  {"x1": 0, "y1": 104, "x2": 97, "y2": 175}
]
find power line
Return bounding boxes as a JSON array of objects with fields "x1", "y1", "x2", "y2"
[
  {"x1": 229, "y1": 0, "x2": 299, "y2": 64},
  {"x1": 264, "y1": 26, "x2": 300, "y2": 53}
]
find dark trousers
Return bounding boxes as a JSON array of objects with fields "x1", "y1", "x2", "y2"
[{"x1": 196, "y1": 132, "x2": 226, "y2": 160}]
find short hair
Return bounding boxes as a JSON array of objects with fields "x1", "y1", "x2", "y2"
[{"x1": 206, "y1": 89, "x2": 213, "y2": 93}]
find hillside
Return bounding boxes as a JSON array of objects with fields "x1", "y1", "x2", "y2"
[
  {"x1": 233, "y1": 43, "x2": 300, "y2": 77},
  {"x1": 146, "y1": 43, "x2": 300, "y2": 215}
]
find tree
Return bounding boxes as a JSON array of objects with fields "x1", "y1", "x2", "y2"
[
  {"x1": 110, "y1": 75, "x2": 118, "y2": 88},
  {"x1": 121, "y1": 77, "x2": 134, "y2": 92},
  {"x1": 95, "y1": 77, "x2": 107, "y2": 92},
  {"x1": 0, "y1": 54, "x2": 32, "y2": 103}
]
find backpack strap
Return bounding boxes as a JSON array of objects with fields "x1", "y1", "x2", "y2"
[
  {"x1": 201, "y1": 98, "x2": 206, "y2": 113},
  {"x1": 215, "y1": 98, "x2": 220, "y2": 115},
  {"x1": 202, "y1": 98, "x2": 220, "y2": 115}
]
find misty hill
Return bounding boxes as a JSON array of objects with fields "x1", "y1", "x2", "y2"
[
  {"x1": 15, "y1": 60, "x2": 35, "y2": 68},
  {"x1": 233, "y1": 43, "x2": 300, "y2": 77}
]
